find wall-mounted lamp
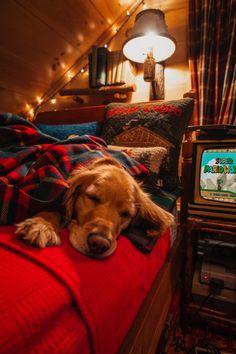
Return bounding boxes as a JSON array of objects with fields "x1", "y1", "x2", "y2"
[{"x1": 122, "y1": 9, "x2": 176, "y2": 99}]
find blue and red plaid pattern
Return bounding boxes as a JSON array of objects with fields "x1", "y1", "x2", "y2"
[
  {"x1": 0, "y1": 113, "x2": 147, "y2": 225},
  {"x1": 189, "y1": 0, "x2": 235, "y2": 125}
]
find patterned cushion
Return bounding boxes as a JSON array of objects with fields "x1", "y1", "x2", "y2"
[
  {"x1": 36, "y1": 122, "x2": 101, "y2": 140},
  {"x1": 101, "y1": 98, "x2": 194, "y2": 191},
  {"x1": 108, "y1": 145, "x2": 167, "y2": 192}
]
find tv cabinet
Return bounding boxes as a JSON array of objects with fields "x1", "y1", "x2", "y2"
[
  {"x1": 183, "y1": 216, "x2": 236, "y2": 335},
  {"x1": 180, "y1": 126, "x2": 236, "y2": 335}
]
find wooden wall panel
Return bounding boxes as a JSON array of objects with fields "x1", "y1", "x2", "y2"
[
  {"x1": 0, "y1": 0, "x2": 189, "y2": 115},
  {"x1": 0, "y1": 0, "x2": 129, "y2": 114},
  {"x1": 91, "y1": 0, "x2": 133, "y2": 24},
  {"x1": 16, "y1": 0, "x2": 109, "y2": 51},
  {"x1": 1, "y1": 2, "x2": 69, "y2": 77}
]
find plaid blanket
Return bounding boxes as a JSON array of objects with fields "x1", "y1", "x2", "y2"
[{"x1": 0, "y1": 113, "x2": 147, "y2": 225}]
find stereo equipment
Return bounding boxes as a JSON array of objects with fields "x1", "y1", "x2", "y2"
[{"x1": 192, "y1": 232, "x2": 236, "y2": 313}]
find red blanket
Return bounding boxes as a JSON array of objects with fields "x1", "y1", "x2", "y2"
[{"x1": 0, "y1": 226, "x2": 170, "y2": 354}]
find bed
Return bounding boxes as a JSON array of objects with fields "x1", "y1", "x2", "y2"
[{"x1": 0, "y1": 97, "x2": 194, "y2": 354}]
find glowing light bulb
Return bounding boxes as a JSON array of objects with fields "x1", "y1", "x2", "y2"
[
  {"x1": 51, "y1": 99, "x2": 56, "y2": 104},
  {"x1": 36, "y1": 96, "x2": 42, "y2": 104},
  {"x1": 28, "y1": 108, "x2": 34, "y2": 116}
]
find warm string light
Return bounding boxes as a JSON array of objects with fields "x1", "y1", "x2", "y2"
[
  {"x1": 25, "y1": 95, "x2": 57, "y2": 119},
  {"x1": 67, "y1": 72, "x2": 73, "y2": 79},
  {"x1": 24, "y1": 107, "x2": 35, "y2": 120},
  {"x1": 36, "y1": 96, "x2": 43, "y2": 104},
  {"x1": 142, "y1": 1, "x2": 147, "y2": 9},
  {"x1": 28, "y1": 108, "x2": 34, "y2": 116}
]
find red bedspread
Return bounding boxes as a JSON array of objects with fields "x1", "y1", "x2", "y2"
[{"x1": 0, "y1": 226, "x2": 170, "y2": 354}]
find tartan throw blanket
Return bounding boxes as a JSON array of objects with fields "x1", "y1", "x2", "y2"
[{"x1": 0, "y1": 113, "x2": 147, "y2": 225}]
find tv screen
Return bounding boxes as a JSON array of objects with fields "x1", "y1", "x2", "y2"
[
  {"x1": 200, "y1": 148, "x2": 236, "y2": 204},
  {"x1": 189, "y1": 139, "x2": 236, "y2": 221}
]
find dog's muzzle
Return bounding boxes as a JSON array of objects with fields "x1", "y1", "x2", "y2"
[{"x1": 87, "y1": 233, "x2": 111, "y2": 255}]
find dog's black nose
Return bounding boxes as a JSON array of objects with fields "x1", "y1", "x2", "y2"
[{"x1": 87, "y1": 233, "x2": 111, "y2": 254}]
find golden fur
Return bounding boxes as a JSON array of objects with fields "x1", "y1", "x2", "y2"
[{"x1": 16, "y1": 158, "x2": 174, "y2": 258}]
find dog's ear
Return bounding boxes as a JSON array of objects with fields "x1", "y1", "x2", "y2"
[
  {"x1": 63, "y1": 170, "x2": 97, "y2": 221},
  {"x1": 89, "y1": 157, "x2": 123, "y2": 169},
  {"x1": 132, "y1": 183, "x2": 174, "y2": 236}
]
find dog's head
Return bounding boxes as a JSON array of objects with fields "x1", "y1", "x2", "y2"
[{"x1": 64, "y1": 157, "x2": 174, "y2": 258}]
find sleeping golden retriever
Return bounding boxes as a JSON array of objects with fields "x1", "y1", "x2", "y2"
[{"x1": 16, "y1": 157, "x2": 174, "y2": 258}]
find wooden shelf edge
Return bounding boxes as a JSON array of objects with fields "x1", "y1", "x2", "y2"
[{"x1": 59, "y1": 84, "x2": 136, "y2": 96}]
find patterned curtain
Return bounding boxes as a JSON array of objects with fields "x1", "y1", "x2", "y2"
[{"x1": 189, "y1": 0, "x2": 235, "y2": 125}]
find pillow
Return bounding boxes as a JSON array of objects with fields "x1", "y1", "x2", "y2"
[
  {"x1": 108, "y1": 145, "x2": 167, "y2": 192},
  {"x1": 101, "y1": 98, "x2": 194, "y2": 191},
  {"x1": 36, "y1": 122, "x2": 101, "y2": 140}
]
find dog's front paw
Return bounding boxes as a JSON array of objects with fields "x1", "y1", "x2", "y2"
[{"x1": 15, "y1": 217, "x2": 60, "y2": 248}]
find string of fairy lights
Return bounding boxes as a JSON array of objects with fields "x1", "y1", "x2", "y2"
[{"x1": 23, "y1": 0, "x2": 147, "y2": 120}]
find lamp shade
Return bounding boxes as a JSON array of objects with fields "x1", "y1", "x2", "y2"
[{"x1": 123, "y1": 9, "x2": 176, "y2": 63}]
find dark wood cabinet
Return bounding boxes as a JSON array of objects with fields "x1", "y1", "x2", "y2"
[{"x1": 183, "y1": 216, "x2": 236, "y2": 335}]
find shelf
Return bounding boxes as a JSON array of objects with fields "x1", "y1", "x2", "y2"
[
  {"x1": 185, "y1": 303, "x2": 236, "y2": 336},
  {"x1": 59, "y1": 83, "x2": 136, "y2": 96}
]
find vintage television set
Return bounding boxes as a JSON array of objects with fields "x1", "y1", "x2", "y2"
[{"x1": 188, "y1": 125, "x2": 236, "y2": 221}]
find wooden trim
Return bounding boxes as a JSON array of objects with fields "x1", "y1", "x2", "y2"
[
  {"x1": 35, "y1": 91, "x2": 196, "y2": 126},
  {"x1": 35, "y1": 105, "x2": 106, "y2": 124},
  {"x1": 59, "y1": 84, "x2": 136, "y2": 96},
  {"x1": 180, "y1": 131, "x2": 194, "y2": 223},
  {"x1": 183, "y1": 90, "x2": 198, "y2": 125}
]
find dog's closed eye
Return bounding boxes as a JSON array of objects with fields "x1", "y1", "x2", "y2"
[{"x1": 85, "y1": 193, "x2": 101, "y2": 204}]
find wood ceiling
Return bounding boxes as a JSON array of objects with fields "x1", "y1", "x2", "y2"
[{"x1": 0, "y1": 0, "x2": 188, "y2": 115}]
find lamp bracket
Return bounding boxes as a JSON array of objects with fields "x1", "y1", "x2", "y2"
[{"x1": 150, "y1": 63, "x2": 164, "y2": 100}]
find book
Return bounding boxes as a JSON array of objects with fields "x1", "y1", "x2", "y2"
[
  {"x1": 89, "y1": 48, "x2": 136, "y2": 87},
  {"x1": 96, "y1": 47, "x2": 108, "y2": 86},
  {"x1": 106, "y1": 51, "x2": 113, "y2": 85},
  {"x1": 106, "y1": 51, "x2": 117, "y2": 85},
  {"x1": 111, "y1": 51, "x2": 121, "y2": 84},
  {"x1": 88, "y1": 53, "x2": 93, "y2": 88},
  {"x1": 88, "y1": 45, "x2": 98, "y2": 88},
  {"x1": 106, "y1": 51, "x2": 122, "y2": 85},
  {"x1": 88, "y1": 46, "x2": 108, "y2": 87},
  {"x1": 114, "y1": 51, "x2": 124, "y2": 84}
]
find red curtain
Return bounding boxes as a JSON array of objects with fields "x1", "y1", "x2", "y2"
[{"x1": 189, "y1": 0, "x2": 235, "y2": 125}]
